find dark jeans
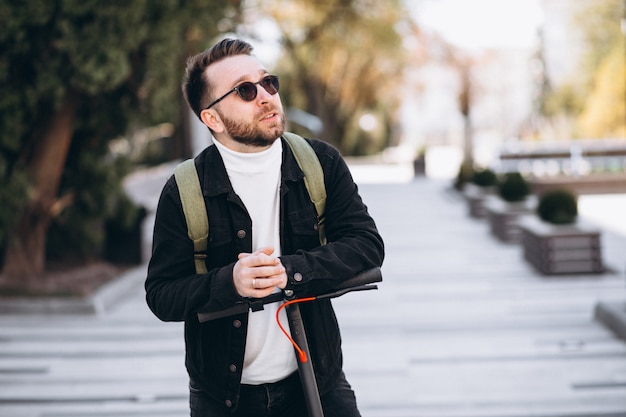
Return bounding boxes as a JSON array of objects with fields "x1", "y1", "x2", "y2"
[{"x1": 189, "y1": 371, "x2": 361, "y2": 417}]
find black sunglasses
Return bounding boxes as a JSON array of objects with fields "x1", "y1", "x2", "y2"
[{"x1": 205, "y1": 75, "x2": 280, "y2": 110}]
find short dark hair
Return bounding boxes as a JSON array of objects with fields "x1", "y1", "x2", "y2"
[{"x1": 182, "y1": 38, "x2": 254, "y2": 119}]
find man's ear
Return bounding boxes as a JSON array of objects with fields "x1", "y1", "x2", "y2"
[{"x1": 200, "y1": 109, "x2": 224, "y2": 133}]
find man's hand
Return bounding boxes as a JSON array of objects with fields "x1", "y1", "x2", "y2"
[{"x1": 233, "y1": 246, "x2": 287, "y2": 297}]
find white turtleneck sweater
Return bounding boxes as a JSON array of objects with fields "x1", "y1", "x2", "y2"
[{"x1": 213, "y1": 139, "x2": 297, "y2": 385}]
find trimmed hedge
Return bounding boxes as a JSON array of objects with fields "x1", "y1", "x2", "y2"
[{"x1": 537, "y1": 189, "x2": 578, "y2": 224}]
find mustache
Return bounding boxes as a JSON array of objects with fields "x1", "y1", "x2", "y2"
[{"x1": 257, "y1": 105, "x2": 281, "y2": 117}]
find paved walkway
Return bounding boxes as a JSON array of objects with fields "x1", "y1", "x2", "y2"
[{"x1": 1, "y1": 164, "x2": 625, "y2": 417}]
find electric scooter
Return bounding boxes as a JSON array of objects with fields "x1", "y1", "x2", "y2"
[{"x1": 197, "y1": 267, "x2": 382, "y2": 417}]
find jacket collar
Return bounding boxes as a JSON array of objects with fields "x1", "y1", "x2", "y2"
[{"x1": 199, "y1": 136, "x2": 305, "y2": 197}]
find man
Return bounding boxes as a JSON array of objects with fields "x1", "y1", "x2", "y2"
[{"x1": 145, "y1": 38, "x2": 384, "y2": 417}]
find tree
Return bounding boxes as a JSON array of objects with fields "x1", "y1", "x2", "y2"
[
  {"x1": 533, "y1": 0, "x2": 625, "y2": 139},
  {"x1": 574, "y1": 0, "x2": 624, "y2": 84},
  {"x1": 244, "y1": 0, "x2": 410, "y2": 155},
  {"x1": 575, "y1": 0, "x2": 626, "y2": 138},
  {"x1": 0, "y1": 0, "x2": 242, "y2": 284},
  {"x1": 578, "y1": 45, "x2": 626, "y2": 138},
  {"x1": 457, "y1": 60, "x2": 474, "y2": 168}
]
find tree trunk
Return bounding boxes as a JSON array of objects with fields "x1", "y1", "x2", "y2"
[
  {"x1": 459, "y1": 65, "x2": 474, "y2": 168},
  {"x1": 1, "y1": 94, "x2": 78, "y2": 284}
]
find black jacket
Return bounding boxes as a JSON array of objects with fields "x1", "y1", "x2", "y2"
[{"x1": 145, "y1": 136, "x2": 384, "y2": 409}]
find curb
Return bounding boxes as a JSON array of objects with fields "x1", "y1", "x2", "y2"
[
  {"x1": 594, "y1": 301, "x2": 626, "y2": 341},
  {"x1": 0, "y1": 265, "x2": 146, "y2": 316}
]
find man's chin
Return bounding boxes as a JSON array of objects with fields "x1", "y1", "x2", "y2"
[
  {"x1": 260, "y1": 126, "x2": 285, "y2": 145},
  {"x1": 232, "y1": 134, "x2": 278, "y2": 148},
  {"x1": 228, "y1": 122, "x2": 285, "y2": 148}
]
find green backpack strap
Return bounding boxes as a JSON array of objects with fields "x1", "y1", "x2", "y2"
[
  {"x1": 282, "y1": 132, "x2": 327, "y2": 245},
  {"x1": 174, "y1": 159, "x2": 209, "y2": 274}
]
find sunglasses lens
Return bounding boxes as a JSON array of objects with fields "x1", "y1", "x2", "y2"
[
  {"x1": 236, "y1": 82, "x2": 258, "y2": 101},
  {"x1": 262, "y1": 76, "x2": 279, "y2": 94}
]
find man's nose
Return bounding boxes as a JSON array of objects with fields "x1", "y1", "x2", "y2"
[{"x1": 256, "y1": 83, "x2": 275, "y2": 103}]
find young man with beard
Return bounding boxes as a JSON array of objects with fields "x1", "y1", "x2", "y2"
[{"x1": 145, "y1": 38, "x2": 384, "y2": 417}]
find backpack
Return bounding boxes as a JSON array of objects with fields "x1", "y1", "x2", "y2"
[{"x1": 173, "y1": 132, "x2": 327, "y2": 275}]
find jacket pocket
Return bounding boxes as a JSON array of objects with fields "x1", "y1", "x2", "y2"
[
  {"x1": 206, "y1": 220, "x2": 235, "y2": 267},
  {"x1": 208, "y1": 220, "x2": 233, "y2": 247},
  {"x1": 287, "y1": 208, "x2": 320, "y2": 248}
]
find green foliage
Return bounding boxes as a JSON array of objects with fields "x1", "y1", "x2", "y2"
[
  {"x1": 259, "y1": 0, "x2": 410, "y2": 155},
  {"x1": 0, "y1": 169, "x2": 31, "y2": 244},
  {"x1": 46, "y1": 144, "x2": 133, "y2": 261},
  {"x1": 573, "y1": 0, "x2": 624, "y2": 83},
  {"x1": 578, "y1": 45, "x2": 626, "y2": 138},
  {"x1": 537, "y1": 189, "x2": 578, "y2": 225},
  {"x1": 541, "y1": 83, "x2": 584, "y2": 118},
  {"x1": 0, "y1": 0, "x2": 242, "y2": 267},
  {"x1": 107, "y1": 192, "x2": 146, "y2": 233},
  {"x1": 498, "y1": 172, "x2": 530, "y2": 202},
  {"x1": 536, "y1": 0, "x2": 624, "y2": 135},
  {"x1": 471, "y1": 168, "x2": 497, "y2": 187}
]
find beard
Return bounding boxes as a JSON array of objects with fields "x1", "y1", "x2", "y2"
[{"x1": 218, "y1": 107, "x2": 286, "y2": 148}]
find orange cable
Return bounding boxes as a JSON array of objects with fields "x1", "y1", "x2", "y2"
[{"x1": 275, "y1": 297, "x2": 316, "y2": 363}]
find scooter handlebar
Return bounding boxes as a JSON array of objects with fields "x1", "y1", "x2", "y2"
[{"x1": 196, "y1": 267, "x2": 382, "y2": 323}]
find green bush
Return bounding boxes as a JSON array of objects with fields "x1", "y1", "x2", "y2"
[
  {"x1": 472, "y1": 168, "x2": 498, "y2": 187},
  {"x1": 537, "y1": 189, "x2": 578, "y2": 224},
  {"x1": 498, "y1": 172, "x2": 530, "y2": 202},
  {"x1": 45, "y1": 149, "x2": 133, "y2": 262}
]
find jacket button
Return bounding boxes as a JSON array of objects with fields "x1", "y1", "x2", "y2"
[
  {"x1": 225, "y1": 399, "x2": 233, "y2": 408},
  {"x1": 294, "y1": 272, "x2": 303, "y2": 282},
  {"x1": 229, "y1": 364, "x2": 237, "y2": 373},
  {"x1": 237, "y1": 229, "x2": 246, "y2": 239},
  {"x1": 233, "y1": 319, "x2": 241, "y2": 328}
]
